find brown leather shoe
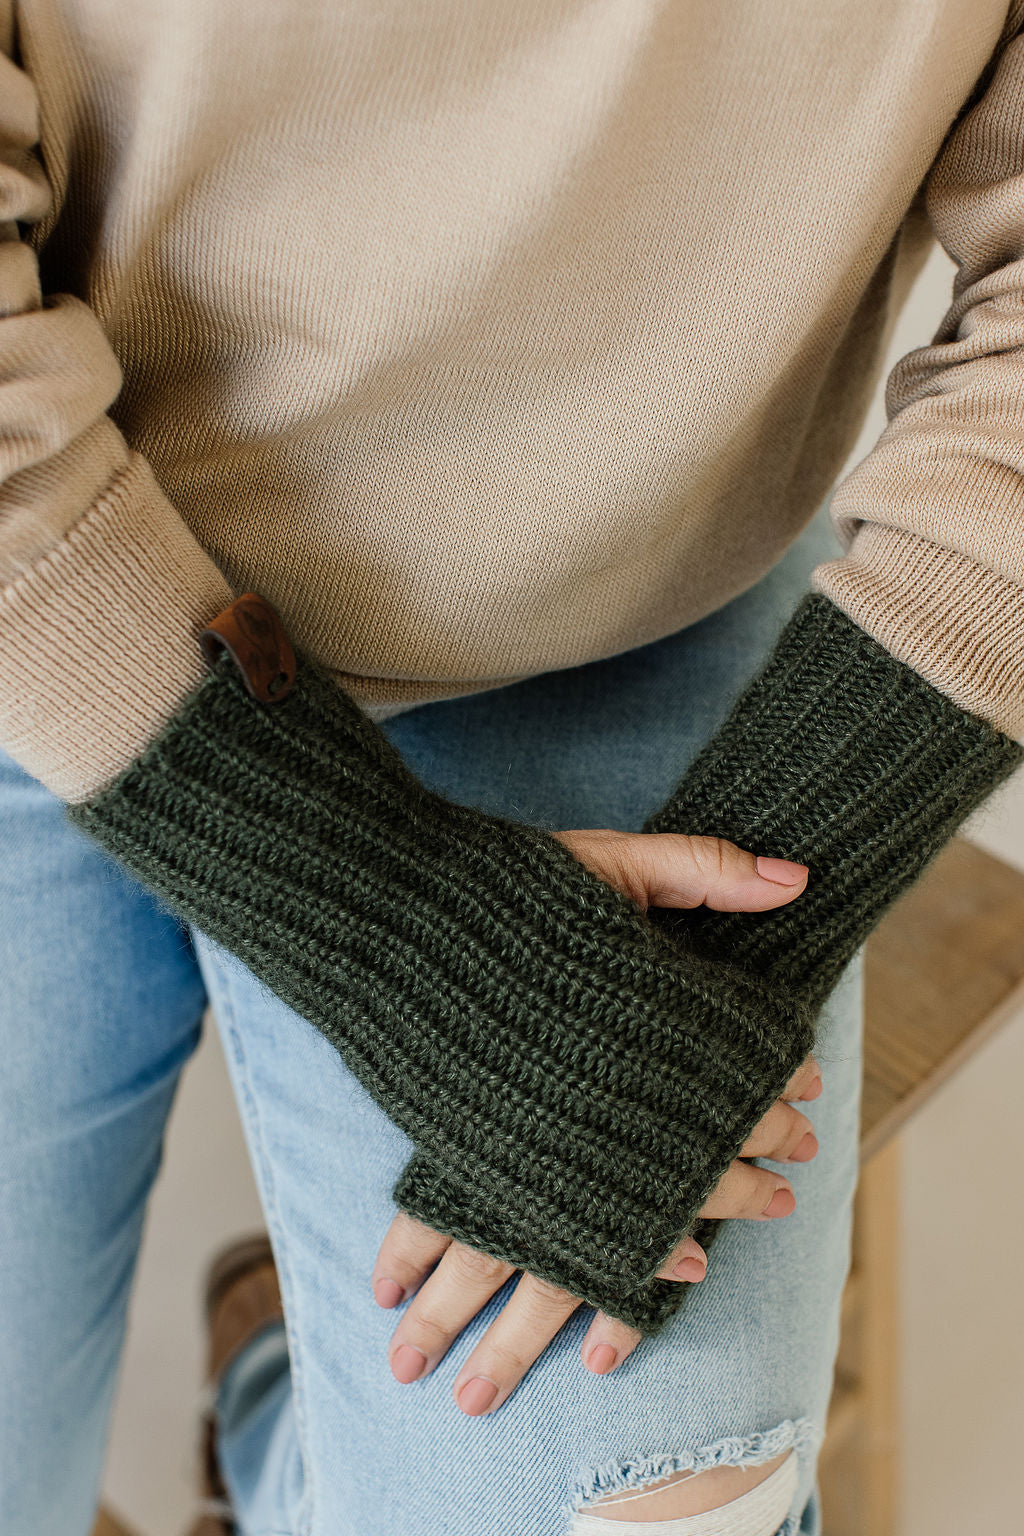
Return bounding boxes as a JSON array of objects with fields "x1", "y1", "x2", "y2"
[{"x1": 185, "y1": 1234, "x2": 284, "y2": 1536}]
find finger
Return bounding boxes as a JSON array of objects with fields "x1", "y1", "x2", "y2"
[
  {"x1": 553, "y1": 828, "x2": 809, "y2": 915},
  {"x1": 652, "y1": 835, "x2": 808, "y2": 911},
  {"x1": 579, "y1": 1311, "x2": 645, "y2": 1376},
  {"x1": 698, "y1": 1160, "x2": 796, "y2": 1222},
  {"x1": 739, "y1": 1099, "x2": 818, "y2": 1163},
  {"x1": 451, "y1": 1272, "x2": 582, "y2": 1415},
  {"x1": 653, "y1": 1232, "x2": 709, "y2": 1283},
  {"x1": 784, "y1": 1054, "x2": 823, "y2": 1102},
  {"x1": 370, "y1": 1210, "x2": 453, "y2": 1311},
  {"x1": 386, "y1": 1241, "x2": 517, "y2": 1384}
]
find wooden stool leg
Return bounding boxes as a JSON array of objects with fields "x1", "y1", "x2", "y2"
[{"x1": 820, "y1": 1136, "x2": 902, "y2": 1536}]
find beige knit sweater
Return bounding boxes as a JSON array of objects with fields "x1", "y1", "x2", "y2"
[{"x1": 4, "y1": 0, "x2": 1024, "y2": 802}]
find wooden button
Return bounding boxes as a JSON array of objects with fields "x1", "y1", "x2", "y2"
[{"x1": 199, "y1": 593, "x2": 297, "y2": 703}]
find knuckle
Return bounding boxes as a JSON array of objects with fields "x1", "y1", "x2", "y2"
[
  {"x1": 614, "y1": 853, "x2": 650, "y2": 908},
  {"x1": 700, "y1": 1162, "x2": 740, "y2": 1218},
  {"x1": 380, "y1": 1232, "x2": 430, "y2": 1272},
  {"x1": 381, "y1": 1256, "x2": 425, "y2": 1289},
  {"x1": 523, "y1": 1274, "x2": 579, "y2": 1315},
  {"x1": 595, "y1": 1316, "x2": 644, "y2": 1351},
  {"x1": 402, "y1": 1307, "x2": 455, "y2": 1352},
  {"x1": 767, "y1": 1104, "x2": 800, "y2": 1155},
  {"x1": 686, "y1": 835, "x2": 728, "y2": 881},
  {"x1": 448, "y1": 1243, "x2": 513, "y2": 1287},
  {"x1": 747, "y1": 1171, "x2": 778, "y2": 1218},
  {"x1": 744, "y1": 1103, "x2": 783, "y2": 1160},
  {"x1": 485, "y1": 1337, "x2": 532, "y2": 1377},
  {"x1": 756, "y1": 1101, "x2": 785, "y2": 1142},
  {"x1": 394, "y1": 1209, "x2": 439, "y2": 1240},
  {"x1": 388, "y1": 1212, "x2": 445, "y2": 1262},
  {"x1": 379, "y1": 1252, "x2": 437, "y2": 1289},
  {"x1": 674, "y1": 1235, "x2": 704, "y2": 1263}
]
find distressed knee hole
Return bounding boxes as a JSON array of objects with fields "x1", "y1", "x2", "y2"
[
  {"x1": 582, "y1": 1449, "x2": 793, "y2": 1523},
  {"x1": 570, "y1": 1421, "x2": 814, "y2": 1535}
]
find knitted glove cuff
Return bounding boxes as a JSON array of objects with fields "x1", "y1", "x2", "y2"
[
  {"x1": 67, "y1": 639, "x2": 812, "y2": 1332},
  {"x1": 642, "y1": 595, "x2": 1024, "y2": 1005},
  {"x1": 392, "y1": 1155, "x2": 724, "y2": 1331}
]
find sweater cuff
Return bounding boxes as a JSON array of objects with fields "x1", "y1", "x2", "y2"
[
  {"x1": 0, "y1": 452, "x2": 233, "y2": 800},
  {"x1": 642, "y1": 594, "x2": 1023, "y2": 1008},
  {"x1": 813, "y1": 522, "x2": 1024, "y2": 741}
]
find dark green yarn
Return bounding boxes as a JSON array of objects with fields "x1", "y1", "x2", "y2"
[
  {"x1": 66, "y1": 594, "x2": 1022, "y2": 1334},
  {"x1": 391, "y1": 1159, "x2": 722, "y2": 1331},
  {"x1": 67, "y1": 641, "x2": 815, "y2": 1333},
  {"x1": 393, "y1": 597, "x2": 1022, "y2": 1323},
  {"x1": 641, "y1": 595, "x2": 1023, "y2": 1005},
  {"x1": 630, "y1": 594, "x2": 1022, "y2": 1288}
]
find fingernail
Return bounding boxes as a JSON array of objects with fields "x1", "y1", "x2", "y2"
[
  {"x1": 756, "y1": 855, "x2": 808, "y2": 886},
  {"x1": 457, "y1": 1376, "x2": 499, "y2": 1415},
  {"x1": 672, "y1": 1255, "x2": 707, "y2": 1280},
  {"x1": 587, "y1": 1342, "x2": 619, "y2": 1374},
  {"x1": 391, "y1": 1343, "x2": 427, "y2": 1383},
  {"x1": 762, "y1": 1186, "x2": 796, "y2": 1219},
  {"x1": 801, "y1": 1074, "x2": 823, "y2": 1100},
  {"x1": 374, "y1": 1277, "x2": 405, "y2": 1308},
  {"x1": 790, "y1": 1131, "x2": 818, "y2": 1162}
]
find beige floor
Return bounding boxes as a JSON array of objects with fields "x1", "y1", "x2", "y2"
[{"x1": 101, "y1": 252, "x2": 1024, "y2": 1534}]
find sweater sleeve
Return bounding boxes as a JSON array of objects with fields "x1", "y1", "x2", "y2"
[
  {"x1": 814, "y1": 10, "x2": 1024, "y2": 741},
  {"x1": 0, "y1": 24, "x2": 232, "y2": 800}
]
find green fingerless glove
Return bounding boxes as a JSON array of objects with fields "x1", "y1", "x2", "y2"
[
  {"x1": 641, "y1": 595, "x2": 1023, "y2": 1001},
  {"x1": 391, "y1": 596, "x2": 1024, "y2": 1325},
  {"x1": 67, "y1": 625, "x2": 815, "y2": 1334},
  {"x1": 628, "y1": 595, "x2": 1022, "y2": 1290},
  {"x1": 67, "y1": 592, "x2": 1020, "y2": 1336}
]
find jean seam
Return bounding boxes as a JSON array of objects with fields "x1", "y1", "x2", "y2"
[{"x1": 202, "y1": 943, "x2": 315, "y2": 1536}]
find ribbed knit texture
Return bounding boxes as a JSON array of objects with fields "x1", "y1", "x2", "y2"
[
  {"x1": 396, "y1": 597, "x2": 1023, "y2": 1313},
  {"x1": 68, "y1": 641, "x2": 820, "y2": 1334},
  {"x1": 8, "y1": 4, "x2": 1024, "y2": 799},
  {"x1": 67, "y1": 595, "x2": 1022, "y2": 1333},
  {"x1": 640, "y1": 596, "x2": 1024, "y2": 1003}
]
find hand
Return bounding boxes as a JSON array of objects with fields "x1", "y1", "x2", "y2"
[{"x1": 371, "y1": 828, "x2": 821, "y2": 1416}]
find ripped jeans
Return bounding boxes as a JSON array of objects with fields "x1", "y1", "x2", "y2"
[{"x1": 0, "y1": 509, "x2": 861, "y2": 1536}]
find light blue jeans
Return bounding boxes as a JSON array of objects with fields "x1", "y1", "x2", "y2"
[{"x1": 0, "y1": 511, "x2": 862, "y2": 1536}]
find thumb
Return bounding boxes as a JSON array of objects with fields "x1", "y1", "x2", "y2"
[{"x1": 553, "y1": 829, "x2": 808, "y2": 914}]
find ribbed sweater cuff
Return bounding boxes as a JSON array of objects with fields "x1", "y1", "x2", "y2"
[
  {"x1": 641, "y1": 595, "x2": 1024, "y2": 1006},
  {"x1": 0, "y1": 452, "x2": 233, "y2": 800}
]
